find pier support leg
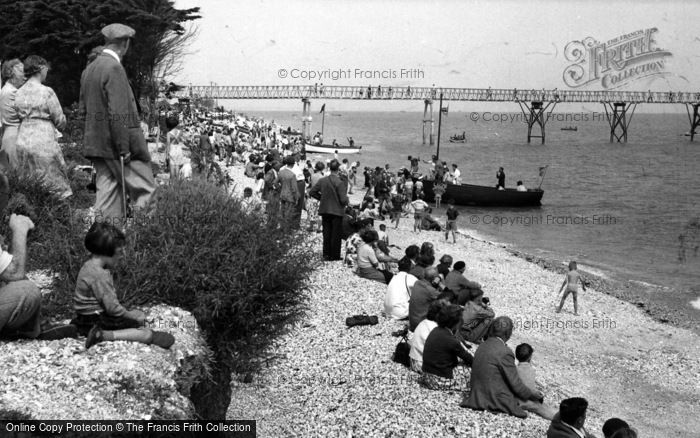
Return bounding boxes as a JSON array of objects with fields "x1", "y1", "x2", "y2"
[
  {"x1": 423, "y1": 99, "x2": 434, "y2": 145},
  {"x1": 685, "y1": 103, "x2": 700, "y2": 141},
  {"x1": 301, "y1": 98, "x2": 311, "y2": 141},
  {"x1": 603, "y1": 102, "x2": 637, "y2": 143},
  {"x1": 517, "y1": 101, "x2": 555, "y2": 144}
]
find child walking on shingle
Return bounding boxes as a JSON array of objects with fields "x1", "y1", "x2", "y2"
[{"x1": 555, "y1": 261, "x2": 587, "y2": 316}]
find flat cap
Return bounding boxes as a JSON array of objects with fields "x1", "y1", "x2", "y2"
[{"x1": 101, "y1": 23, "x2": 135, "y2": 40}]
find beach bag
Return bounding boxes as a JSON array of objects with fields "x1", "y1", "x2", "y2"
[
  {"x1": 345, "y1": 314, "x2": 378, "y2": 327},
  {"x1": 391, "y1": 326, "x2": 411, "y2": 368}
]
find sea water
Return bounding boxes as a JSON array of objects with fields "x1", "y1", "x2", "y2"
[{"x1": 255, "y1": 110, "x2": 700, "y2": 316}]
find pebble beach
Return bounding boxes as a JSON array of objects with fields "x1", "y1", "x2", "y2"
[{"x1": 223, "y1": 162, "x2": 700, "y2": 437}]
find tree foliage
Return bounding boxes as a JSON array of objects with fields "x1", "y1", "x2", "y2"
[{"x1": 0, "y1": 0, "x2": 200, "y2": 107}]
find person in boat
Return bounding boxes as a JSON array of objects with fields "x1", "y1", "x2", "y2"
[
  {"x1": 409, "y1": 158, "x2": 421, "y2": 177},
  {"x1": 347, "y1": 137, "x2": 354, "y2": 147},
  {"x1": 496, "y1": 167, "x2": 506, "y2": 190},
  {"x1": 422, "y1": 155, "x2": 438, "y2": 179},
  {"x1": 451, "y1": 164, "x2": 462, "y2": 185},
  {"x1": 516, "y1": 181, "x2": 527, "y2": 192},
  {"x1": 332, "y1": 139, "x2": 338, "y2": 147}
]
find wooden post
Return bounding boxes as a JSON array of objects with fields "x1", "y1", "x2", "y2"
[
  {"x1": 603, "y1": 102, "x2": 636, "y2": 142},
  {"x1": 436, "y1": 93, "x2": 443, "y2": 160},
  {"x1": 301, "y1": 98, "x2": 311, "y2": 142},
  {"x1": 422, "y1": 99, "x2": 434, "y2": 145},
  {"x1": 685, "y1": 103, "x2": 700, "y2": 141},
  {"x1": 517, "y1": 101, "x2": 556, "y2": 144}
]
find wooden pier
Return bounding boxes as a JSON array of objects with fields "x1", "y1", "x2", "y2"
[{"x1": 176, "y1": 85, "x2": 700, "y2": 143}]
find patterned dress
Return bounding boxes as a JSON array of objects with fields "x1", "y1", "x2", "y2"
[{"x1": 14, "y1": 80, "x2": 72, "y2": 199}]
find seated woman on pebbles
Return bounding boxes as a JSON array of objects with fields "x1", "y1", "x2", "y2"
[
  {"x1": 72, "y1": 222, "x2": 175, "y2": 350},
  {"x1": 459, "y1": 288, "x2": 495, "y2": 344},
  {"x1": 356, "y1": 229, "x2": 398, "y2": 284},
  {"x1": 409, "y1": 300, "x2": 442, "y2": 372},
  {"x1": 410, "y1": 243, "x2": 436, "y2": 281},
  {"x1": 419, "y1": 303, "x2": 473, "y2": 391},
  {"x1": 384, "y1": 258, "x2": 418, "y2": 320},
  {"x1": 344, "y1": 220, "x2": 369, "y2": 269}
]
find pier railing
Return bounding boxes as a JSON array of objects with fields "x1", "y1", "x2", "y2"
[{"x1": 176, "y1": 85, "x2": 699, "y2": 104}]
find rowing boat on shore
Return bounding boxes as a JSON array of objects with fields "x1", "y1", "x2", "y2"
[
  {"x1": 418, "y1": 179, "x2": 543, "y2": 207},
  {"x1": 280, "y1": 128, "x2": 303, "y2": 136},
  {"x1": 304, "y1": 143, "x2": 362, "y2": 154}
]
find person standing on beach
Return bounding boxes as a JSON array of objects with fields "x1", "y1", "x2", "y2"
[
  {"x1": 80, "y1": 23, "x2": 155, "y2": 223},
  {"x1": 277, "y1": 156, "x2": 299, "y2": 228},
  {"x1": 0, "y1": 59, "x2": 26, "y2": 170},
  {"x1": 556, "y1": 261, "x2": 586, "y2": 316},
  {"x1": 411, "y1": 195, "x2": 429, "y2": 233},
  {"x1": 309, "y1": 159, "x2": 349, "y2": 261},
  {"x1": 445, "y1": 202, "x2": 459, "y2": 243},
  {"x1": 291, "y1": 153, "x2": 305, "y2": 229}
]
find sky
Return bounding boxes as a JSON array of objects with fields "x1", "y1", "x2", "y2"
[{"x1": 173, "y1": 0, "x2": 700, "y2": 112}]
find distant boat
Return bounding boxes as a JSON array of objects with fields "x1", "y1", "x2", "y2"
[
  {"x1": 330, "y1": 113, "x2": 342, "y2": 117},
  {"x1": 280, "y1": 128, "x2": 303, "y2": 136},
  {"x1": 561, "y1": 126, "x2": 578, "y2": 131},
  {"x1": 449, "y1": 133, "x2": 467, "y2": 143},
  {"x1": 304, "y1": 142, "x2": 362, "y2": 154},
  {"x1": 684, "y1": 131, "x2": 697, "y2": 137}
]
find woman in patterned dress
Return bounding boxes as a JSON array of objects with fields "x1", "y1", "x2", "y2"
[{"x1": 14, "y1": 56, "x2": 72, "y2": 199}]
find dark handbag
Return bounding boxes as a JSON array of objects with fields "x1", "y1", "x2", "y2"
[
  {"x1": 345, "y1": 314, "x2": 379, "y2": 327},
  {"x1": 391, "y1": 327, "x2": 411, "y2": 367}
]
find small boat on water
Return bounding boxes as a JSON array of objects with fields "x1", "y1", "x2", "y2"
[
  {"x1": 418, "y1": 179, "x2": 543, "y2": 207},
  {"x1": 561, "y1": 126, "x2": 578, "y2": 131},
  {"x1": 449, "y1": 132, "x2": 467, "y2": 143},
  {"x1": 304, "y1": 142, "x2": 362, "y2": 154},
  {"x1": 280, "y1": 128, "x2": 303, "y2": 136},
  {"x1": 683, "y1": 131, "x2": 697, "y2": 137}
]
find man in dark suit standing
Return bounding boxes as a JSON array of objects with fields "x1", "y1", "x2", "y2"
[
  {"x1": 79, "y1": 23, "x2": 155, "y2": 225},
  {"x1": 461, "y1": 316, "x2": 545, "y2": 418},
  {"x1": 309, "y1": 159, "x2": 348, "y2": 261},
  {"x1": 277, "y1": 156, "x2": 299, "y2": 228}
]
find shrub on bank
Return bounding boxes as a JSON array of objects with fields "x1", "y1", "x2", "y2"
[
  {"x1": 118, "y1": 177, "x2": 316, "y2": 360},
  {"x1": 115, "y1": 177, "x2": 317, "y2": 418}
]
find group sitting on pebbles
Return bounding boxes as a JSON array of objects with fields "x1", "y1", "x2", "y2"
[{"x1": 220, "y1": 113, "x2": 641, "y2": 437}]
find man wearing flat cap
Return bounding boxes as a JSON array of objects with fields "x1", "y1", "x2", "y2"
[{"x1": 79, "y1": 23, "x2": 155, "y2": 224}]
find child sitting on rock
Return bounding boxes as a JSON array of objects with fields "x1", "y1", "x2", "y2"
[{"x1": 71, "y1": 222, "x2": 175, "y2": 350}]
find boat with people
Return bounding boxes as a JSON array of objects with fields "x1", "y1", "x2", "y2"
[
  {"x1": 405, "y1": 97, "x2": 544, "y2": 207},
  {"x1": 304, "y1": 142, "x2": 362, "y2": 154},
  {"x1": 561, "y1": 126, "x2": 578, "y2": 131},
  {"x1": 449, "y1": 132, "x2": 467, "y2": 143},
  {"x1": 280, "y1": 128, "x2": 303, "y2": 136},
  {"x1": 417, "y1": 178, "x2": 543, "y2": 207}
]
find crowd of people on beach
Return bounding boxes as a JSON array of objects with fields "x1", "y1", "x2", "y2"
[
  {"x1": 226, "y1": 130, "x2": 637, "y2": 437},
  {"x1": 0, "y1": 23, "x2": 639, "y2": 438}
]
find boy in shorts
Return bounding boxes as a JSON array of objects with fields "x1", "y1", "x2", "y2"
[
  {"x1": 445, "y1": 202, "x2": 459, "y2": 243},
  {"x1": 556, "y1": 261, "x2": 587, "y2": 316},
  {"x1": 411, "y1": 195, "x2": 429, "y2": 233}
]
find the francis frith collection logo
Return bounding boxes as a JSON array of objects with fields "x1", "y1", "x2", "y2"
[{"x1": 563, "y1": 28, "x2": 672, "y2": 89}]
